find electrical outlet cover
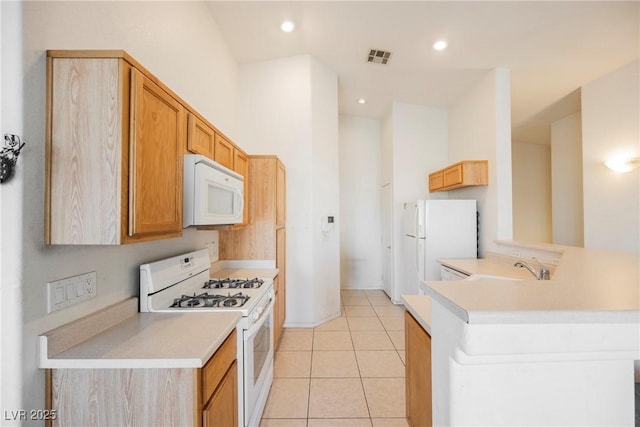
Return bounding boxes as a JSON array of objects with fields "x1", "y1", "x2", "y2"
[{"x1": 47, "y1": 271, "x2": 97, "y2": 313}]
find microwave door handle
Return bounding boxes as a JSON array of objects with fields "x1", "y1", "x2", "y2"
[{"x1": 236, "y1": 189, "x2": 244, "y2": 212}]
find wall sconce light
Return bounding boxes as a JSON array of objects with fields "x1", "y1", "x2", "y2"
[{"x1": 605, "y1": 156, "x2": 640, "y2": 173}]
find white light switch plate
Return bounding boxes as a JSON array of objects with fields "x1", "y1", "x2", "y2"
[{"x1": 47, "y1": 271, "x2": 97, "y2": 313}]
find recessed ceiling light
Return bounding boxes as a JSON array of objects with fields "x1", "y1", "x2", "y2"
[
  {"x1": 433, "y1": 40, "x2": 448, "y2": 51},
  {"x1": 281, "y1": 21, "x2": 295, "y2": 33},
  {"x1": 357, "y1": 98, "x2": 367, "y2": 104}
]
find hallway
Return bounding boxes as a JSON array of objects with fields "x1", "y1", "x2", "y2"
[{"x1": 260, "y1": 289, "x2": 408, "y2": 426}]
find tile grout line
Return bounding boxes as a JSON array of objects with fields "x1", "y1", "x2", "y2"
[
  {"x1": 306, "y1": 327, "x2": 314, "y2": 423},
  {"x1": 354, "y1": 299, "x2": 374, "y2": 424}
]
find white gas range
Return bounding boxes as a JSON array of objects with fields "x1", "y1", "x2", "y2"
[{"x1": 139, "y1": 249, "x2": 274, "y2": 427}]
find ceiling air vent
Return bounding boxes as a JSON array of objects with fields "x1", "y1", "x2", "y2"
[{"x1": 367, "y1": 49, "x2": 392, "y2": 65}]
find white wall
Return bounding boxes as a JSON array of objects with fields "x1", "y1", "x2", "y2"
[
  {"x1": 581, "y1": 60, "x2": 639, "y2": 255},
  {"x1": 551, "y1": 112, "x2": 584, "y2": 247},
  {"x1": 512, "y1": 141, "x2": 552, "y2": 243},
  {"x1": 1, "y1": 1, "x2": 24, "y2": 419},
  {"x1": 389, "y1": 102, "x2": 449, "y2": 302},
  {"x1": 381, "y1": 114, "x2": 394, "y2": 297},
  {"x1": 10, "y1": 1, "x2": 239, "y2": 419},
  {"x1": 238, "y1": 55, "x2": 341, "y2": 326},
  {"x1": 391, "y1": 102, "x2": 449, "y2": 205},
  {"x1": 339, "y1": 115, "x2": 383, "y2": 290},
  {"x1": 448, "y1": 68, "x2": 513, "y2": 256},
  {"x1": 310, "y1": 57, "x2": 341, "y2": 322}
]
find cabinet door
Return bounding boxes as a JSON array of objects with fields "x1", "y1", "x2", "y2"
[
  {"x1": 187, "y1": 113, "x2": 215, "y2": 158},
  {"x1": 203, "y1": 361, "x2": 238, "y2": 427},
  {"x1": 275, "y1": 228, "x2": 286, "y2": 344},
  {"x1": 276, "y1": 160, "x2": 286, "y2": 227},
  {"x1": 274, "y1": 278, "x2": 282, "y2": 347},
  {"x1": 443, "y1": 163, "x2": 463, "y2": 187},
  {"x1": 233, "y1": 149, "x2": 249, "y2": 225},
  {"x1": 129, "y1": 68, "x2": 183, "y2": 238},
  {"x1": 405, "y1": 311, "x2": 432, "y2": 427},
  {"x1": 47, "y1": 57, "x2": 123, "y2": 245},
  {"x1": 214, "y1": 134, "x2": 234, "y2": 170},
  {"x1": 428, "y1": 171, "x2": 444, "y2": 192}
]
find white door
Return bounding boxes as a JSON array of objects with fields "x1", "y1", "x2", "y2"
[{"x1": 381, "y1": 184, "x2": 393, "y2": 298}]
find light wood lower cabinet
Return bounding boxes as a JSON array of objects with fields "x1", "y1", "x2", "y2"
[
  {"x1": 405, "y1": 311, "x2": 432, "y2": 427},
  {"x1": 47, "y1": 330, "x2": 237, "y2": 427},
  {"x1": 203, "y1": 360, "x2": 237, "y2": 427}
]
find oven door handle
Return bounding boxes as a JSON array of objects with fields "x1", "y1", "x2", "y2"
[{"x1": 245, "y1": 293, "x2": 275, "y2": 338}]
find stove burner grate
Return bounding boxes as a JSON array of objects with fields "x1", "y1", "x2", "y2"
[
  {"x1": 204, "y1": 277, "x2": 265, "y2": 289},
  {"x1": 169, "y1": 292, "x2": 250, "y2": 309}
]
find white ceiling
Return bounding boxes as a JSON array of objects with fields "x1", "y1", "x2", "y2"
[{"x1": 206, "y1": 1, "x2": 639, "y2": 145}]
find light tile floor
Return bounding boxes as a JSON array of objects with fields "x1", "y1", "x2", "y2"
[{"x1": 260, "y1": 289, "x2": 408, "y2": 427}]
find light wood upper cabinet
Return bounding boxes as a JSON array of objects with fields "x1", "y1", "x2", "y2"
[
  {"x1": 428, "y1": 160, "x2": 488, "y2": 192},
  {"x1": 219, "y1": 156, "x2": 286, "y2": 259},
  {"x1": 233, "y1": 149, "x2": 250, "y2": 226},
  {"x1": 276, "y1": 160, "x2": 286, "y2": 227},
  {"x1": 233, "y1": 147, "x2": 248, "y2": 176},
  {"x1": 214, "y1": 133, "x2": 234, "y2": 170},
  {"x1": 405, "y1": 311, "x2": 432, "y2": 427},
  {"x1": 46, "y1": 51, "x2": 183, "y2": 244},
  {"x1": 187, "y1": 113, "x2": 215, "y2": 159},
  {"x1": 428, "y1": 171, "x2": 444, "y2": 192},
  {"x1": 129, "y1": 69, "x2": 183, "y2": 237}
]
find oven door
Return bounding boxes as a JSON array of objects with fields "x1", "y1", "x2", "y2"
[{"x1": 243, "y1": 295, "x2": 274, "y2": 425}]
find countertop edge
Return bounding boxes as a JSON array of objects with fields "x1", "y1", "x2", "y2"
[
  {"x1": 39, "y1": 310, "x2": 241, "y2": 369},
  {"x1": 423, "y1": 281, "x2": 640, "y2": 325},
  {"x1": 430, "y1": 244, "x2": 639, "y2": 325},
  {"x1": 401, "y1": 295, "x2": 432, "y2": 334}
]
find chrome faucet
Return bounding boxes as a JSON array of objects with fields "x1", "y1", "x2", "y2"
[{"x1": 514, "y1": 257, "x2": 550, "y2": 280}]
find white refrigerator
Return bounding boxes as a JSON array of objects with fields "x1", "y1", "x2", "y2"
[{"x1": 398, "y1": 200, "x2": 477, "y2": 302}]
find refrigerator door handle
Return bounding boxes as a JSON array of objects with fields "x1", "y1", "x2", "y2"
[{"x1": 415, "y1": 236, "x2": 420, "y2": 274}]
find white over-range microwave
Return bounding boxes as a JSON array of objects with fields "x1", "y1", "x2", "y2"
[{"x1": 183, "y1": 154, "x2": 244, "y2": 227}]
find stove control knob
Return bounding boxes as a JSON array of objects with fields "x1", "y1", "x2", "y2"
[{"x1": 251, "y1": 311, "x2": 260, "y2": 322}]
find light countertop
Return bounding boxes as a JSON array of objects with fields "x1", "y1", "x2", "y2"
[
  {"x1": 439, "y1": 258, "x2": 537, "y2": 280},
  {"x1": 402, "y1": 295, "x2": 432, "y2": 335},
  {"x1": 210, "y1": 259, "x2": 278, "y2": 280},
  {"x1": 39, "y1": 299, "x2": 240, "y2": 369},
  {"x1": 211, "y1": 268, "x2": 279, "y2": 280},
  {"x1": 423, "y1": 245, "x2": 640, "y2": 324}
]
